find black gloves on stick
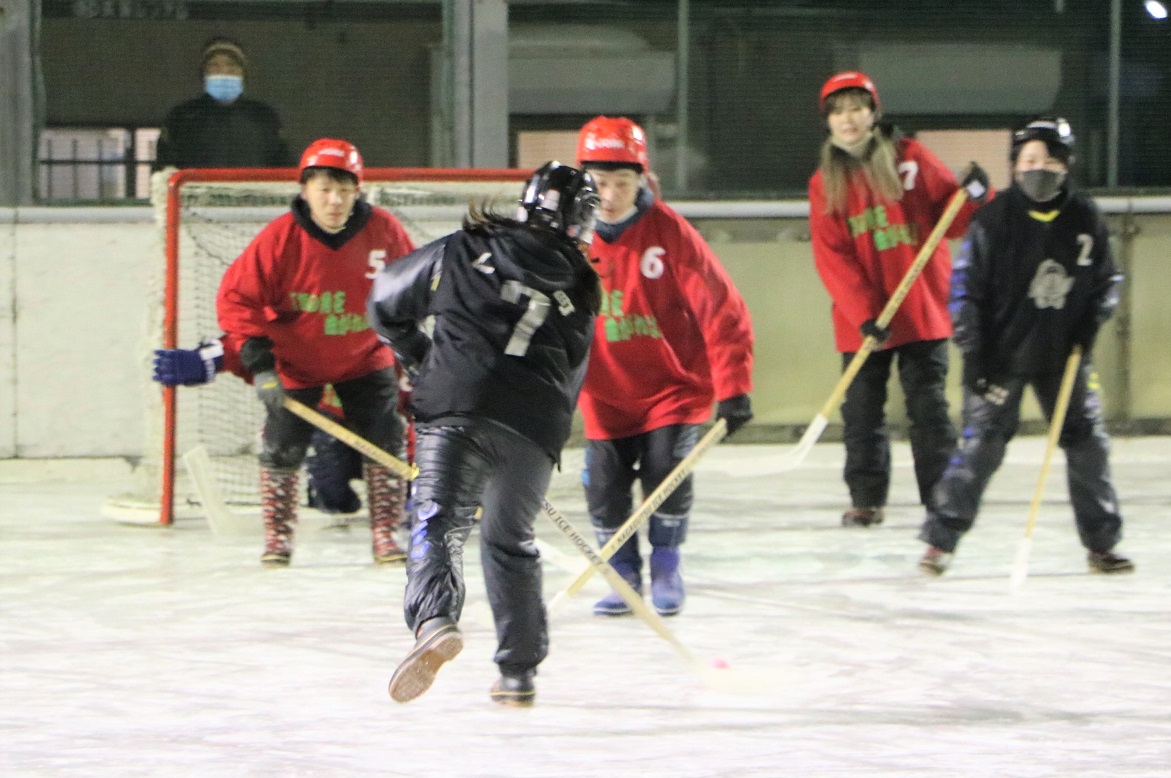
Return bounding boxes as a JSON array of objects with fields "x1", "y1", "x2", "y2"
[
  {"x1": 717, "y1": 394, "x2": 754, "y2": 437},
  {"x1": 860, "y1": 318, "x2": 891, "y2": 345},
  {"x1": 961, "y1": 162, "x2": 990, "y2": 204}
]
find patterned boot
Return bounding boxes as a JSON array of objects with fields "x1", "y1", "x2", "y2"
[
  {"x1": 365, "y1": 462, "x2": 407, "y2": 564},
  {"x1": 260, "y1": 468, "x2": 299, "y2": 567}
]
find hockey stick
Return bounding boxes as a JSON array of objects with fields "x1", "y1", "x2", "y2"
[
  {"x1": 548, "y1": 419, "x2": 728, "y2": 612},
  {"x1": 774, "y1": 187, "x2": 971, "y2": 472},
  {"x1": 1010, "y1": 345, "x2": 1084, "y2": 590},
  {"x1": 182, "y1": 444, "x2": 253, "y2": 536},
  {"x1": 281, "y1": 397, "x2": 418, "y2": 481},
  {"x1": 540, "y1": 499, "x2": 751, "y2": 690}
]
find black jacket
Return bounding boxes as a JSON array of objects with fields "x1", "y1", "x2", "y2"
[
  {"x1": 368, "y1": 222, "x2": 598, "y2": 460},
  {"x1": 950, "y1": 185, "x2": 1121, "y2": 377},
  {"x1": 154, "y1": 93, "x2": 290, "y2": 170}
]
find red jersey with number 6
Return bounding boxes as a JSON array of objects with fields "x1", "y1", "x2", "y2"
[
  {"x1": 808, "y1": 136, "x2": 983, "y2": 353},
  {"x1": 217, "y1": 199, "x2": 414, "y2": 388},
  {"x1": 579, "y1": 199, "x2": 754, "y2": 440}
]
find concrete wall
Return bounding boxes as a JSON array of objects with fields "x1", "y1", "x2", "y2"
[{"x1": 1, "y1": 203, "x2": 1170, "y2": 459}]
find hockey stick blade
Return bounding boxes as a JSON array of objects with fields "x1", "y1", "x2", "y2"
[
  {"x1": 540, "y1": 499, "x2": 779, "y2": 694},
  {"x1": 182, "y1": 445, "x2": 253, "y2": 536}
]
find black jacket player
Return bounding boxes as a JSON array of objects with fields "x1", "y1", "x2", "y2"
[
  {"x1": 368, "y1": 161, "x2": 601, "y2": 707},
  {"x1": 918, "y1": 118, "x2": 1133, "y2": 577}
]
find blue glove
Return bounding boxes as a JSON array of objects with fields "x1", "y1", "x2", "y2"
[{"x1": 152, "y1": 340, "x2": 224, "y2": 386}]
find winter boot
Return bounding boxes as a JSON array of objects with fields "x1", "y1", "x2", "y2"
[
  {"x1": 365, "y1": 462, "x2": 407, "y2": 564},
  {"x1": 593, "y1": 532, "x2": 642, "y2": 617},
  {"x1": 388, "y1": 616, "x2": 464, "y2": 704},
  {"x1": 260, "y1": 468, "x2": 299, "y2": 567},
  {"x1": 842, "y1": 507, "x2": 884, "y2": 527},
  {"x1": 650, "y1": 546, "x2": 685, "y2": 617},
  {"x1": 918, "y1": 545, "x2": 953, "y2": 576},
  {"x1": 490, "y1": 670, "x2": 536, "y2": 707},
  {"x1": 1087, "y1": 549, "x2": 1135, "y2": 575}
]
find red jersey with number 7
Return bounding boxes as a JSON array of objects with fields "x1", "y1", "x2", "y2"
[
  {"x1": 217, "y1": 198, "x2": 414, "y2": 388},
  {"x1": 808, "y1": 136, "x2": 985, "y2": 353}
]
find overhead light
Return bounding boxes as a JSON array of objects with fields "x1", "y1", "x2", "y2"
[{"x1": 1147, "y1": 0, "x2": 1169, "y2": 20}]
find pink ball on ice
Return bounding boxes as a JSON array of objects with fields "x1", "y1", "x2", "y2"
[{"x1": 708, "y1": 658, "x2": 730, "y2": 669}]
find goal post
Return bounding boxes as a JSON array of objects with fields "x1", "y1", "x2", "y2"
[{"x1": 105, "y1": 166, "x2": 531, "y2": 527}]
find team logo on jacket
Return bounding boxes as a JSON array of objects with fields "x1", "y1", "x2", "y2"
[{"x1": 1028, "y1": 259, "x2": 1074, "y2": 310}]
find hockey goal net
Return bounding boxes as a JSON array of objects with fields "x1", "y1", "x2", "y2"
[{"x1": 104, "y1": 167, "x2": 530, "y2": 526}]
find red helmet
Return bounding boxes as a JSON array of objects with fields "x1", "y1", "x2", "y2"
[
  {"x1": 576, "y1": 116, "x2": 650, "y2": 171},
  {"x1": 299, "y1": 138, "x2": 363, "y2": 183},
  {"x1": 819, "y1": 71, "x2": 880, "y2": 115}
]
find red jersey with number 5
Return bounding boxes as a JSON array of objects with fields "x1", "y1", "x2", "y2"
[
  {"x1": 217, "y1": 199, "x2": 414, "y2": 388},
  {"x1": 579, "y1": 199, "x2": 754, "y2": 440}
]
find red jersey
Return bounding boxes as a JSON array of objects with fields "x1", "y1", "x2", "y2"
[
  {"x1": 808, "y1": 136, "x2": 983, "y2": 353},
  {"x1": 217, "y1": 200, "x2": 414, "y2": 389},
  {"x1": 579, "y1": 199, "x2": 754, "y2": 440}
]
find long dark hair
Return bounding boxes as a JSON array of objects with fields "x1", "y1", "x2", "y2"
[{"x1": 462, "y1": 198, "x2": 602, "y2": 315}]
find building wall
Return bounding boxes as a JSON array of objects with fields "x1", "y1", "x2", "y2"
[{"x1": 2, "y1": 204, "x2": 1169, "y2": 459}]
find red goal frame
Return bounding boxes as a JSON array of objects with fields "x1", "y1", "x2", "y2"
[{"x1": 157, "y1": 167, "x2": 532, "y2": 525}]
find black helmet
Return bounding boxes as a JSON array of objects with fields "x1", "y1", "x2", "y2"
[
  {"x1": 1011, "y1": 117, "x2": 1076, "y2": 165},
  {"x1": 517, "y1": 161, "x2": 601, "y2": 245}
]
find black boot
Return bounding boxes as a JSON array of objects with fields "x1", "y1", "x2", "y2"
[
  {"x1": 388, "y1": 616, "x2": 463, "y2": 703},
  {"x1": 490, "y1": 671, "x2": 535, "y2": 707}
]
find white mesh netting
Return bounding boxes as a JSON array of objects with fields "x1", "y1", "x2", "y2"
[{"x1": 103, "y1": 169, "x2": 527, "y2": 525}]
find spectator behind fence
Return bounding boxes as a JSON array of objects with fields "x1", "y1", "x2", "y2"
[{"x1": 153, "y1": 37, "x2": 290, "y2": 170}]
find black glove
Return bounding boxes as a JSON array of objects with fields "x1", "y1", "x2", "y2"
[
  {"x1": 391, "y1": 329, "x2": 432, "y2": 384},
  {"x1": 961, "y1": 162, "x2": 990, "y2": 204},
  {"x1": 860, "y1": 318, "x2": 891, "y2": 345},
  {"x1": 961, "y1": 360, "x2": 1008, "y2": 406},
  {"x1": 716, "y1": 394, "x2": 753, "y2": 437},
  {"x1": 253, "y1": 369, "x2": 285, "y2": 413},
  {"x1": 1072, "y1": 319, "x2": 1101, "y2": 354}
]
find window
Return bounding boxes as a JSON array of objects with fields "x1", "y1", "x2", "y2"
[{"x1": 39, "y1": 127, "x2": 159, "y2": 202}]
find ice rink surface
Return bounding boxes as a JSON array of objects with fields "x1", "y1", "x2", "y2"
[{"x1": 3, "y1": 437, "x2": 1170, "y2": 777}]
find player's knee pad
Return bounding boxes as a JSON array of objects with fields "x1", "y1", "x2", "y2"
[{"x1": 260, "y1": 441, "x2": 310, "y2": 471}]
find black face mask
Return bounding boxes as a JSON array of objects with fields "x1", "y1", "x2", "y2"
[{"x1": 1017, "y1": 169, "x2": 1066, "y2": 204}]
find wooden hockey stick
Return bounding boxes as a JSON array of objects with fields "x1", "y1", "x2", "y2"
[
  {"x1": 773, "y1": 187, "x2": 971, "y2": 472},
  {"x1": 182, "y1": 444, "x2": 253, "y2": 536},
  {"x1": 548, "y1": 419, "x2": 728, "y2": 612},
  {"x1": 1010, "y1": 345, "x2": 1084, "y2": 590},
  {"x1": 540, "y1": 500, "x2": 731, "y2": 682},
  {"x1": 281, "y1": 397, "x2": 418, "y2": 481}
]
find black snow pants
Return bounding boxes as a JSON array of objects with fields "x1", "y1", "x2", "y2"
[
  {"x1": 584, "y1": 423, "x2": 700, "y2": 559},
  {"x1": 258, "y1": 367, "x2": 403, "y2": 472},
  {"x1": 919, "y1": 363, "x2": 1123, "y2": 554},
  {"x1": 403, "y1": 420, "x2": 553, "y2": 677},
  {"x1": 839, "y1": 338, "x2": 956, "y2": 510}
]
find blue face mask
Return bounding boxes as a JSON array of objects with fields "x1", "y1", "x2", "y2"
[{"x1": 205, "y1": 74, "x2": 243, "y2": 103}]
